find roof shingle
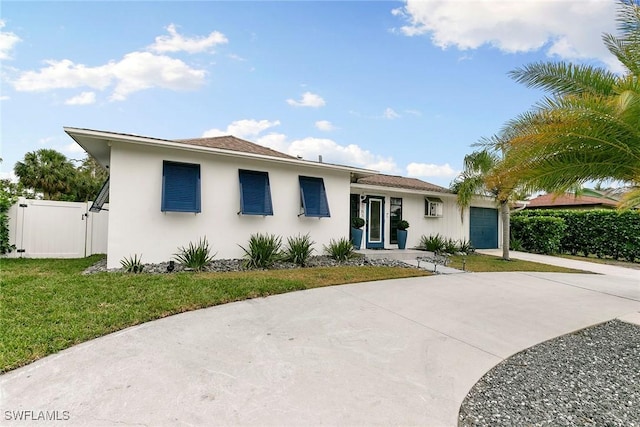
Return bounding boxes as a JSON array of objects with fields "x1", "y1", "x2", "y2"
[
  {"x1": 175, "y1": 135, "x2": 295, "y2": 160},
  {"x1": 356, "y1": 174, "x2": 451, "y2": 193}
]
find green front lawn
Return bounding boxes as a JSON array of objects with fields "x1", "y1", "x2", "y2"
[
  {"x1": 0, "y1": 253, "x2": 589, "y2": 373},
  {"x1": 449, "y1": 253, "x2": 589, "y2": 273},
  {"x1": 0, "y1": 256, "x2": 428, "y2": 373}
]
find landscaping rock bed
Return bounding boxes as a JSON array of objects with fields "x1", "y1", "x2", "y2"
[
  {"x1": 459, "y1": 320, "x2": 640, "y2": 427},
  {"x1": 82, "y1": 255, "x2": 415, "y2": 275}
]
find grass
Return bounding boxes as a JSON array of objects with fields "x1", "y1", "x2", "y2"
[
  {"x1": 0, "y1": 256, "x2": 428, "y2": 373},
  {"x1": 449, "y1": 253, "x2": 587, "y2": 273}
]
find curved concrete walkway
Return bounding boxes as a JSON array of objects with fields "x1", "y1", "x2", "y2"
[{"x1": 2, "y1": 272, "x2": 639, "y2": 426}]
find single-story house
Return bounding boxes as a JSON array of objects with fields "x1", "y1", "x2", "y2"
[{"x1": 65, "y1": 127, "x2": 501, "y2": 268}]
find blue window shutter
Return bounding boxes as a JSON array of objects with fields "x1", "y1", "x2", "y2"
[
  {"x1": 162, "y1": 161, "x2": 201, "y2": 212},
  {"x1": 299, "y1": 176, "x2": 330, "y2": 217},
  {"x1": 239, "y1": 170, "x2": 273, "y2": 215}
]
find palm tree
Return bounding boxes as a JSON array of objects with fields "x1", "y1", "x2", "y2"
[
  {"x1": 494, "y1": 0, "x2": 640, "y2": 208},
  {"x1": 451, "y1": 149, "x2": 519, "y2": 261},
  {"x1": 14, "y1": 149, "x2": 76, "y2": 200}
]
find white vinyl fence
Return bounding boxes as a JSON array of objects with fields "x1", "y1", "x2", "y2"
[{"x1": 5, "y1": 198, "x2": 108, "y2": 258}]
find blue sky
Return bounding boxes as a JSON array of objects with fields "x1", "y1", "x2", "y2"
[{"x1": 0, "y1": 0, "x2": 621, "y2": 187}]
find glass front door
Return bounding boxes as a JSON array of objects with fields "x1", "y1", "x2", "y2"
[{"x1": 366, "y1": 197, "x2": 384, "y2": 248}]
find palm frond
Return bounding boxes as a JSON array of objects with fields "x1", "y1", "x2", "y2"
[
  {"x1": 508, "y1": 62, "x2": 619, "y2": 97},
  {"x1": 618, "y1": 185, "x2": 640, "y2": 209}
]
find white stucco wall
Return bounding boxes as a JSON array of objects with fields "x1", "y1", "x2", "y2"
[
  {"x1": 351, "y1": 185, "x2": 500, "y2": 249},
  {"x1": 107, "y1": 142, "x2": 352, "y2": 268}
]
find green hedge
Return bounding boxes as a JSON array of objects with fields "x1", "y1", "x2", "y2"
[
  {"x1": 510, "y1": 215, "x2": 566, "y2": 254},
  {"x1": 512, "y1": 209, "x2": 640, "y2": 261}
]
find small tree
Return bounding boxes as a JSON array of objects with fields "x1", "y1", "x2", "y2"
[
  {"x1": 451, "y1": 149, "x2": 521, "y2": 261},
  {"x1": 73, "y1": 156, "x2": 108, "y2": 202}
]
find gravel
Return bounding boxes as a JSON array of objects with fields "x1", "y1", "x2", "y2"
[
  {"x1": 82, "y1": 255, "x2": 416, "y2": 275},
  {"x1": 459, "y1": 319, "x2": 640, "y2": 427}
]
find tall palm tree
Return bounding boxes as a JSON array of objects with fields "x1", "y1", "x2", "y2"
[
  {"x1": 494, "y1": 0, "x2": 640, "y2": 208},
  {"x1": 14, "y1": 149, "x2": 76, "y2": 200},
  {"x1": 451, "y1": 149, "x2": 519, "y2": 261}
]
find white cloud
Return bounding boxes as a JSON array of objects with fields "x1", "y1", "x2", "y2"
[
  {"x1": 203, "y1": 119, "x2": 399, "y2": 173},
  {"x1": 12, "y1": 52, "x2": 206, "y2": 101},
  {"x1": 149, "y1": 23, "x2": 228, "y2": 54},
  {"x1": 393, "y1": 0, "x2": 618, "y2": 69},
  {"x1": 286, "y1": 91, "x2": 326, "y2": 108},
  {"x1": 0, "y1": 20, "x2": 21, "y2": 60},
  {"x1": 202, "y1": 119, "x2": 281, "y2": 138},
  {"x1": 13, "y1": 59, "x2": 112, "y2": 92},
  {"x1": 228, "y1": 53, "x2": 246, "y2": 62},
  {"x1": 109, "y1": 52, "x2": 206, "y2": 101},
  {"x1": 383, "y1": 107, "x2": 400, "y2": 119},
  {"x1": 406, "y1": 162, "x2": 457, "y2": 179},
  {"x1": 288, "y1": 137, "x2": 398, "y2": 173},
  {"x1": 65, "y1": 91, "x2": 96, "y2": 105},
  {"x1": 255, "y1": 133, "x2": 290, "y2": 154},
  {"x1": 0, "y1": 95, "x2": 9, "y2": 101},
  {"x1": 315, "y1": 120, "x2": 335, "y2": 131}
]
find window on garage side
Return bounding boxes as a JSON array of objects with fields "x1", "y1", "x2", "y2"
[
  {"x1": 161, "y1": 161, "x2": 201, "y2": 213},
  {"x1": 238, "y1": 169, "x2": 273, "y2": 215},
  {"x1": 299, "y1": 176, "x2": 330, "y2": 217}
]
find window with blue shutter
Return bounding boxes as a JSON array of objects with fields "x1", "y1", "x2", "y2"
[
  {"x1": 161, "y1": 161, "x2": 201, "y2": 213},
  {"x1": 299, "y1": 176, "x2": 330, "y2": 217},
  {"x1": 238, "y1": 170, "x2": 273, "y2": 215}
]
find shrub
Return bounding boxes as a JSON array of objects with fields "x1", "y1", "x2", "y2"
[
  {"x1": 351, "y1": 217, "x2": 365, "y2": 229},
  {"x1": 0, "y1": 180, "x2": 17, "y2": 255},
  {"x1": 397, "y1": 220, "x2": 410, "y2": 230},
  {"x1": 174, "y1": 237, "x2": 216, "y2": 271},
  {"x1": 457, "y1": 239, "x2": 474, "y2": 255},
  {"x1": 284, "y1": 233, "x2": 315, "y2": 266},
  {"x1": 512, "y1": 209, "x2": 640, "y2": 261},
  {"x1": 120, "y1": 254, "x2": 144, "y2": 273},
  {"x1": 419, "y1": 233, "x2": 445, "y2": 253},
  {"x1": 240, "y1": 233, "x2": 283, "y2": 269},
  {"x1": 443, "y1": 238, "x2": 459, "y2": 255},
  {"x1": 324, "y1": 237, "x2": 354, "y2": 262},
  {"x1": 510, "y1": 216, "x2": 566, "y2": 254}
]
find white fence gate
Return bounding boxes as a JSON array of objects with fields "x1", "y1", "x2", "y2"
[{"x1": 6, "y1": 198, "x2": 108, "y2": 258}]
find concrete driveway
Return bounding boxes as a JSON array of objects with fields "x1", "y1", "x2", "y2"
[{"x1": 2, "y1": 272, "x2": 639, "y2": 426}]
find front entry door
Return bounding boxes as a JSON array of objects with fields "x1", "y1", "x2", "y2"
[{"x1": 366, "y1": 197, "x2": 384, "y2": 249}]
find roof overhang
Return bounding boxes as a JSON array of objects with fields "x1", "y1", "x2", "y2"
[
  {"x1": 350, "y1": 182, "x2": 454, "y2": 198},
  {"x1": 64, "y1": 127, "x2": 378, "y2": 176}
]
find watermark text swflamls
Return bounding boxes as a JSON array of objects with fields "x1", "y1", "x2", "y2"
[{"x1": 4, "y1": 410, "x2": 70, "y2": 422}]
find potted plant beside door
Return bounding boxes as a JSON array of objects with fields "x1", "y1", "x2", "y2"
[
  {"x1": 351, "y1": 217, "x2": 365, "y2": 250},
  {"x1": 397, "y1": 220, "x2": 409, "y2": 250}
]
